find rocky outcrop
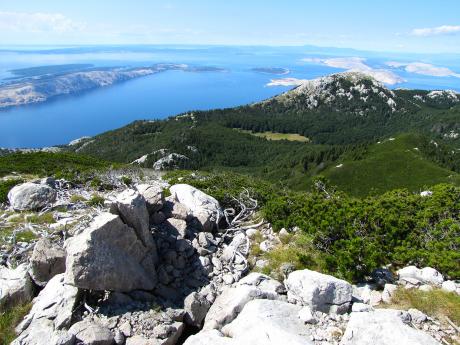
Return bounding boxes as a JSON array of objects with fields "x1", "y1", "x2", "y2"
[
  {"x1": 13, "y1": 274, "x2": 79, "y2": 345},
  {"x1": 340, "y1": 309, "x2": 441, "y2": 345},
  {"x1": 0, "y1": 263, "x2": 34, "y2": 309},
  {"x1": 169, "y1": 184, "x2": 222, "y2": 232},
  {"x1": 8, "y1": 182, "x2": 56, "y2": 211},
  {"x1": 184, "y1": 292, "x2": 211, "y2": 327},
  {"x1": 65, "y1": 212, "x2": 158, "y2": 292},
  {"x1": 285, "y1": 269, "x2": 353, "y2": 314},
  {"x1": 30, "y1": 238, "x2": 66, "y2": 286}
]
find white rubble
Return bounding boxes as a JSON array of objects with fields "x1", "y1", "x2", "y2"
[{"x1": 397, "y1": 266, "x2": 444, "y2": 286}]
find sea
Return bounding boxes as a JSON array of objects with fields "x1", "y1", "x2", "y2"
[{"x1": 0, "y1": 45, "x2": 459, "y2": 148}]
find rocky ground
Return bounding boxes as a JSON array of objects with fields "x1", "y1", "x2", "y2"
[{"x1": 0, "y1": 174, "x2": 459, "y2": 345}]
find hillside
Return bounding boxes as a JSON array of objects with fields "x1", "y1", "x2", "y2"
[{"x1": 66, "y1": 72, "x2": 460, "y2": 196}]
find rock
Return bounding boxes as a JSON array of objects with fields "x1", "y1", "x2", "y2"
[
  {"x1": 164, "y1": 218, "x2": 189, "y2": 238},
  {"x1": 352, "y1": 284, "x2": 373, "y2": 304},
  {"x1": 183, "y1": 330, "x2": 235, "y2": 345},
  {"x1": 30, "y1": 238, "x2": 66, "y2": 286},
  {"x1": 0, "y1": 263, "x2": 34, "y2": 309},
  {"x1": 279, "y1": 228, "x2": 289, "y2": 237},
  {"x1": 408, "y1": 308, "x2": 427, "y2": 323},
  {"x1": 68, "y1": 320, "x2": 114, "y2": 345},
  {"x1": 114, "y1": 330, "x2": 125, "y2": 345},
  {"x1": 237, "y1": 272, "x2": 286, "y2": 296},
  {"x1": 222, "y1": 274, "x2": 234, "y2": 285},
  {"x1": 352, "y1": 303, "x2": 374, "y2": 312},
  {"x1": 298, "y1": 306, "x2": 317, "y2": 323},
  {"x1": 110, "y1": 189, "x2": 155, "y2": 249},
  {"x1": 285, "y1": 269, "x2": 352, "y2": 314},
  {"x1": 14, "y1": 274, "x2": 79, "y2": 345},
  {"x1": 184, "y1": 292, "x2": 211, "y2": 327},
  {"x1": 419, "y1": 284, "x2": 434, "y2": 292},
  {"x1": 126, "y1": 335, "x2": 160, "y2": 345},
  {"x1": 65, "y1": 212, "x2": 157, "y2": 292},
  {"x1": 370, "y1": 290, "x2": 382, "y2": 306},
  {"x1": 382, "y1": 283, "x2": 398, "y2": 303},
  {"x1": 222, "y1": 299, "x2": 313, "y2": 345},
  {"x1": 203, "y1": 285, "x2": 277, "y2": 330},
  {"x1": 259, "y1": 240, "x2": 274, "y2": 252},
  {"x1": 340, "y1": 309, "x2": 441, "y2": 345},
  {"x1": 8, "y1": 182, "x2": 57, "y2": 211},
  {"x1": 441, "y1": 280, "x2": 459, "y2": 294},
  {"x1": 169, "y1": 184, "x2": 222, "y2": 231},
  {"x1": 136, "y1": 183, "x2": 164, "y2": 214},
  {"x1": 397, "y1": 266, "x2": 444, "y2": 286}
]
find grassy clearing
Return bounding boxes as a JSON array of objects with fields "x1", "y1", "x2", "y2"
[
  {"x1": 387, "y1": 288, "x2": 460, "y2": 324},
  {"x1": 236, "y1": 129, "x2": 310, "y2": 142},
  {"x1": 322, "y1": 134, "x2": 460, "y2": 197},
  {"x1": 0, "y1": 303, "x2": 31, "y2": 344}
]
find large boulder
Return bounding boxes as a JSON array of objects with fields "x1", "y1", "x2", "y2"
[
  {"x1": 169, "y1": 184, "x2": 222, "y2": 231},
  {"x1": 397, "y1": 266, "x2": 444, "y2": 286},
  {"x1": 65, "y1": 212, "x2": 158, "y2": 292},
  {"x1": 136, "y1": 183, "x2": 164, "y2": 214},
  {"x1": 0, "y1": 263, "x2": 34, "y2": 309},
  {"x1": 222, "y1": 299, "x2": 313, "y2": 345},
  {"x1": 340, "y1": 309, "x2": 441, "y2": 345},
  {"x1": 8, "y1": 182, "x2": 56, "y2": 211},
  {"x1": 30, "y1": 238, "x2": 66, "y2": 286},
  {"x1": 203, "y1": 284, "x2": 279, "y2": 331},
  {"x1": 285, "y1": 269, "x2": 352, "y2": 314},
  {"x1": 237, "y1": 273, "x2": 286, "y2": 296},
  {"x1": 68, "y1": 320, "x2": 114, "y2": 345},
  {"x1": 13, "y1": 274, "x2": 79, "y2": 345}
]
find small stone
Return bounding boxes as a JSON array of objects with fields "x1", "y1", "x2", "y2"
[{"x1": 298, "y1": 306, "x2": 317, "y2": 324}]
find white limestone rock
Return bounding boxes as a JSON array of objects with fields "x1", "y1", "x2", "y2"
[
  {"x1": 0, "y1": 263, "x2": 34, "y2": 309},
  {"x1": 30, "y1": 238, "x2": 66, "y2": 287},
  {"x1": 8, "y1": 182, "x2": 56, "y2": 211},
  {"x1": 397, "y1": 266, "x2": 444, "y2": 286},
  {"x1": 285, "y1": 269, "x2": 352, "y2": 314}
]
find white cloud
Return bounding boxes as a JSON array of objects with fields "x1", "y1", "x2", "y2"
[
  {"x1": 386, "y1": 61, "x2": 460, "y2": 78},
  {"x1": 0, "y1": 11, "x2": 85, "y2": 34},
  {"x1": 411, "y1": 25, "x2": 460, "y2": 36},
  {"x1": 301, "y1": 57, "x2": 404, "y2": 85}
]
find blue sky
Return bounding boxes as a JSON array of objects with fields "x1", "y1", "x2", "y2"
[{"x1": 1, "y1": 0, "x2": 459, "y2": 53}]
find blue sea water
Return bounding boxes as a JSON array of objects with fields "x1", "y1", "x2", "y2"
[{"x1": 0, "y1": 45, "x2": 459, "y2": 148}]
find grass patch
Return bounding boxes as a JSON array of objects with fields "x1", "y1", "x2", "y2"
[
  {"x1": 15, "y1": 230, "x2": 37, "y2": 243},
  {"x1": 87, "y1": 194, "x2": 105, "y2": 207},
  {"x1": 388, "y1": 288, "x2": 460, "y2": 324},
  {"x1": 26, "y1": 212, "x2": 55, "y2": 225},
  {"x1": 70, "y1": 194, "x2": 86, "y2": 203},
  {"x1": 0, "y1": 303, "x2": 31, "y2": 344},
  {"x1": 237, "y1": 129, "x2": 310, "y2": 142}
]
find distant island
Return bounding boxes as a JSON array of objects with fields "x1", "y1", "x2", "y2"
[
  {"x1": 251, "y1": 67, "x2": 290, "y2": 75},
  {"x1": 0, "y1": 63, "x2": 225, "y2": 109}
]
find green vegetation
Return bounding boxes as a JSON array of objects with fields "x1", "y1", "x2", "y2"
[
  {"x1": 236, "y1": 129, "x2": 310, "y2": 142},
  {"x1": 87, "y1": 194, "x2": 105, "y2": 207},
  {"x1": 26, "y1": 212, "x2": 55, "y2": 225},
  {"x1": 0, "y1": 179, "x2": 23, "y2": 203},
  {"x1": 70, "y1": 194, "x2": 86, "y2": 203},
  {"x1": 0, "y1": 152, "x2": 117, "y2": 181},
  {"x1": 0, "y1": 303, "x2": 31, "y2": 345},
  {"x1": 388, "y1": 288, "x2": 460, "y2": 324},
  {"x1": 166, "y1": 171, "x2": 460, "y2": 282},
  {"x1": 322, "y1": 134, "x2": 460, "y2": 197}
]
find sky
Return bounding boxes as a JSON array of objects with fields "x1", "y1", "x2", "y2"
[{"x1": 0, "y1": 0, "x2": 459, "y2": 53}]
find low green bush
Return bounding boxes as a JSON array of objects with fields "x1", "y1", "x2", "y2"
[{"x1": 0, "y1": 179, "x2": 23, "y2": 203}]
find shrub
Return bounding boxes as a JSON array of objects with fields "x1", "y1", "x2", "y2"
[{"x1": 0, "y1": 179, "x2": 23, "y2": 204}]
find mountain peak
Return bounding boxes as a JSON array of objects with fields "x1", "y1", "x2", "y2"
[{"x1": 259, "y1": 72, "x2": 398, "y2": 115}]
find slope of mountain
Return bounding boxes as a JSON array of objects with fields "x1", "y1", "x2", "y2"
[
  {"x1": 66, "y1": 72, "x2": 460, "y2": 195},
  {"x1": 0, "y1": 64, "x2": 224, "y2": 109}
]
